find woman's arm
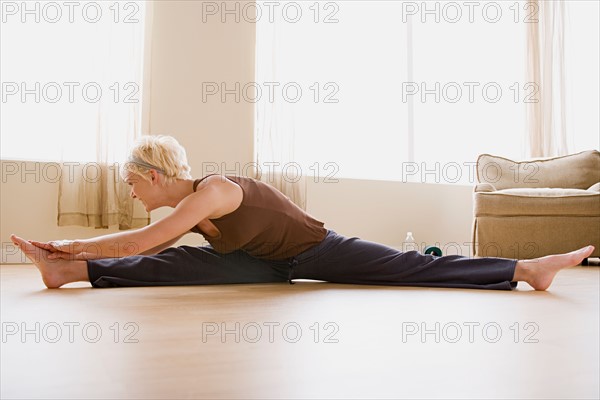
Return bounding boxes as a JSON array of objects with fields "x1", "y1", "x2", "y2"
[{"x1": 39, "y1": 177, "x2": 240, "y2": 259}]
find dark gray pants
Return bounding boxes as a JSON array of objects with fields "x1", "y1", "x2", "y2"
[{"x1": 87, "y1": 230, "x2": 518, "y2": 290}]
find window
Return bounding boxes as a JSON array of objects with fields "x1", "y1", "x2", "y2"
[
  {"x1": 565, "y1": 1, "x2": 600, "y2": 152},
  {"x1": 1, "y1": 0, "x2": 146, "y2": 162}
]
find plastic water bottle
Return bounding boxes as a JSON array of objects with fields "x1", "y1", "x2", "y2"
[{"x1": 403, "y1": 232, "x2": 419, "y2": 253}]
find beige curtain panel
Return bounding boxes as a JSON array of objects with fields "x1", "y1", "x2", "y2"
[{"x1": 57, "y1": 162, "x2": 150, "y2": 230}]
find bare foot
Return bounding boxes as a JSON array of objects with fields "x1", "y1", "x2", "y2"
[
  {"x1": 514, "y1": 245, "x2": 595, "y2": 291},
  {"x1": 10, "y1": 234, "x2": 78, "y2": 288}
]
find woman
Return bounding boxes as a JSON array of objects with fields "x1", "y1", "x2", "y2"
[{"x1": 10, "y1": 135, "x2": 594, "y2": 290}]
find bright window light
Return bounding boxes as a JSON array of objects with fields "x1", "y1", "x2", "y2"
[{"x1": 1, "y1": 0, "x2": 146, "y2": 162}]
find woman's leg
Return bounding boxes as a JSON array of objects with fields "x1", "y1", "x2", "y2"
[
  {"x1": 290, "y1": 230, "x2": 595, "y2": 290},
  {"x1": 86, "y1": 246, "x2": 289, "y2": 288},
  {"x1": 11, "y1": 235, "x2": 289, "y2": 288}
]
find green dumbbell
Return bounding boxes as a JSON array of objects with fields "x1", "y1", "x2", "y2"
[{"x1": 424, "y1": 246, "x2": 443, "y2": 257}]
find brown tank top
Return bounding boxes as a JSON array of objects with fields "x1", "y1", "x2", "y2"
[{"x1": 189, "y1": 174, "x2": 327, "y2": 261}]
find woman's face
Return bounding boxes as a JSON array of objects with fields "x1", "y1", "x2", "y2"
[{"x1": 124, "y1": 172, "x2": 157, "y2": 212}]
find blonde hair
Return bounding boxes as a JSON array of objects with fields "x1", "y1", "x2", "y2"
[{"x1": 121, "y1": 135, "x2": 192, "y2": 184}]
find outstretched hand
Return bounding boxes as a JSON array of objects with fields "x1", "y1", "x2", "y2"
[{"x1": 29, "y1": 239, "x2": 101, "y2": 260}]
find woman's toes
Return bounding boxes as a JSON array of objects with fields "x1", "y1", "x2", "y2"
[
  {"x1": 11, "y1": 235, "x2": 32, "y2": 253},
  {"x1": 11, "y1": 236, "x2": 43, "y2": 263},
  {"x1": 571, "y1": 245, "x2": 594, "y2": 264},
  {"x1": 11, "y1": 235, "x2": 62, "y2": 288},
  {"x1": 12, "y1": 236, "x2": 56, "y2": 262}
]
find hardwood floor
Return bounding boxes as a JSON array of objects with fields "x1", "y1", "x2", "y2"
[{"x1": 1, "y1": 263, "x2": 598, "y2": 399}]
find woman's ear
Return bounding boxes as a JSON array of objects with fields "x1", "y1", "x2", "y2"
[{"x1": 150, "y1": 169, "x2": 159, "y2": 183}]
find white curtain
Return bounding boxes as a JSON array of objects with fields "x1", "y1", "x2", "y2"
[
  {"x1": 253, "y1": 1, "x2": 307, "y2": 210},
  {"x1": 527, "y1": 0, "x2": 568, "y2": 158},
  {"x1": 58, "y1": 1, "x2": 151, "y2": 229}
]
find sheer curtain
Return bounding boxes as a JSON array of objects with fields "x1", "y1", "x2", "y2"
[
  {"x1": 526, "y1": 0, "x2": 568, "y2": 158},
  {"x1": 57, "y1": 1, "x2": 151, "y2": 229},
  {"x1": 254, "y1": 8, "x2": 307, "y2": 209}
]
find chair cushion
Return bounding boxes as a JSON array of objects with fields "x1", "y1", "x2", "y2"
[
  {"x1": 474, "y1": 188, "x2": 600, "y2": 216},
  {"x1": 477, "y1": 150, "x2": 600, "y2": 190},
  {"x1": 499, "y1": 188, "x2": 596, "y2": 196}
]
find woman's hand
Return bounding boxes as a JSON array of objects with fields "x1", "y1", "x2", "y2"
[{"x1": 29, "y1": 240, "x2": 102, "y2": 260}]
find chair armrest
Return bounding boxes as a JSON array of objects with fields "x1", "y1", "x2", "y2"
[
  {"x1": 474, "y1": 183, "x2": 497, "y2": 193},
  {"x1": 587, "y1": 182, "x2": 600, "y2": 192}
]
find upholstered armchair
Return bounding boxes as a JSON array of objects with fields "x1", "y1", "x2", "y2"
[{"x1": 472, "y1": 150, "x2": 600, "y2": 261}]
